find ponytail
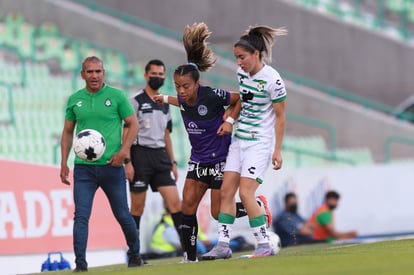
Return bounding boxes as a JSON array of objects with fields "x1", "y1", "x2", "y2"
[
  {"x1": 234, "y1": 25, "x2": 287, "y2": 63},
  {"x1": 175, "y1": 22, "x2": 216, "y2": 81}
]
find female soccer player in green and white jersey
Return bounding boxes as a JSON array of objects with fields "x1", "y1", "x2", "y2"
[{"x1": 202, "y1": 25, "x2": 287, "y2": 259}]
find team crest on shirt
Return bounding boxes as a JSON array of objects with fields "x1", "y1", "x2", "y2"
[
  {"x1": 104, "y1": 98, "x2": 112, "y2": 107},
  {"x1": 257, "y1": 81, "x2": 265, "y2": 92},
  {"x1": 197, "y1": 105, "x2": 208, "y2": 116}
]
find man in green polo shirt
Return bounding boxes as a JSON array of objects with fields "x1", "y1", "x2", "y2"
[{"x1": 59, "y1": 56, "x2": 142, "y2": 272}]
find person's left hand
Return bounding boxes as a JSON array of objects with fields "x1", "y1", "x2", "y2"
[
  {"x1": 272, "y1": 150, "x2": 283, "y2": 170},
  {"x1": 217, "y1": 121, "x2": 233, "y2": 136}
]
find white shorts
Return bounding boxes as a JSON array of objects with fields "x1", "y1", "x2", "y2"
[{"x1": 224, "y1": 138, "x2": 272, "y2": 183}]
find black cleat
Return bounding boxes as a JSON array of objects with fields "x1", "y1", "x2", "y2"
[
  {"x1": 128, "y1": 255, "x2": 144, "y2": 268},
  {"x1": 73, "y1": 263, "x2": 88, "y2": 272}
]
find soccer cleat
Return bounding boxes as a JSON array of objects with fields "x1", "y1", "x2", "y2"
[
  {"x1": 73, "y1": 263, "x2": 88, "y2": 272},
  {"x1": 257, "y1": 195, "x2": 272, "y2": 228},
  {"x1": 201, "y1": 242, "x2": 232, "y2": 260},
  {"x1": 128, "y1": 255, "x2": 144, "y2": 268},
  {"x1": 252, "y1": 244, "x2": 275, "y2": 258},
  {"x1": 180, "y1": 252, "x2": 199, "y2": 263}
]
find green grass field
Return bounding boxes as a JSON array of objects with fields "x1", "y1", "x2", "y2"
[{"x1": 27, "y1": 238, "x2": 414, "y2": 275}]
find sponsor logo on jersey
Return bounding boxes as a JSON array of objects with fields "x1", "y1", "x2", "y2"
[
  {"x1": 242, "y1": 90, "x2": 254, "y2": 102},
  {"x1": 105, "y1": 98, "x2": 112, "y2": 107},
  {"x1": 141, "y1": 103, "x2": 152, "y2": 110},
  {"x1": 187, "y1": 121, "x2": 206, "y2": 135},
  {"x1": 275, "y1": 79, "x2": 282, "y2": 87},
  {"x1": 197, "y1": 105, "x2": 208, "y2": 116},
  {"x1": 76, "y1": 101, "x2": 82, "y2": 107},
  {"x1": 188, "y1": 121, "x2": 198, "y2": 129}
]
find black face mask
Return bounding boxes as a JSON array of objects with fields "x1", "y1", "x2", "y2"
[
  {"x1": 287, "y1": 204, "x2": 298, "y2": 214},
  {"x1": 328, "y1": 204, "x2": 337, "y2": 210},
  {"x1": 148, "y1": 77, "x2": 164, "y2": 90}
]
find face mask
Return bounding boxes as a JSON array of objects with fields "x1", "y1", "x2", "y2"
[
  {"x1": 287, "y1": 204, "x2": 298, "y2": 214},
  {"x1": 148, "y1": 77, "x2": 164, "y2": 90},
  {"x1": 328, "y1": 204, "x2": 337, "y2": 210}
]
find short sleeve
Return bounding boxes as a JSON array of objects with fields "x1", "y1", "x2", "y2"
[
  {"x1": 118, "y1": 92, "x2": 135, "y2": 119},
  {"x1": 316, "y1": 211, "x2": 332, "y2": 226},
  {"x1": 268, "y1": 73, "x2": 287, "y2": 103},
  {"x1": 65, "y1": 96, "x2": 76, "y2": 122},
  {"x1": 212, "y1": 88, "x2": 231, "y2": 106}
]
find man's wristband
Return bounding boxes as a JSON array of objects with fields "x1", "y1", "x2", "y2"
[
  {"x1": 172, "y1": 160, "x2": 177, "y2": 165},
  {"x1": 124, "y1": 158, "x2": 131, "y2": 164},
  {"x1": 225, "y1": 116, "x2": 235, "y2": 125},
  {"x1": 163, "y1": 95, "x2": 169, "y2": 104}
]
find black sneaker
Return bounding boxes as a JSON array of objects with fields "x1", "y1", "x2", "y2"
[
  {"x1": 128, "y1": 255, "x2": 144, "y2": 268},
  {"x1": 73, "y1": 263, "x2": 88, "y2": 272}
]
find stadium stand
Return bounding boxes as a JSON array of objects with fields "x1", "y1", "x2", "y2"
[
  {"x1": 1, "y1": 10, "x2": 412, "y2": 167},
  {"x1": 294, "y1": 0, "x2": 414, "y2": 41}
]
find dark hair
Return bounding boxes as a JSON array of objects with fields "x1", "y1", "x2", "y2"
[
  {"x1": 234, "y1": 25, "x2": 287, "y2": 63},
  {"x1": 325, "y1": 190, "x2": 340, "y2": 200},
  {"x1": 284, "y1": 192, "x2": 296, "y2": 204},
  {"x1": 145, "y1": 59, "x2": 165, "y2": 73},
  {"x1": 174, "y1": 22, "x2": 216, "y2": 82},
  {"x1": 81, "y1": 56, "x2": 103, "y2": 71}
]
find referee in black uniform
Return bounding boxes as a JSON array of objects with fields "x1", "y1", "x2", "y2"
[{"x1": 124, "y1": 59, "x2": 182, "y2": 247}]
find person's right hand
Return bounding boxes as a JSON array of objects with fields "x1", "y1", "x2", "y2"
[
  {"x1": 347, "y1": 231, "x2": 358, "y2": 239},
  {"x1": 153, "y1": 94, "x2": 164, "y2": 105},
  {"x1": 60, "y1": 164, "x2": 71, "y2": 185}
]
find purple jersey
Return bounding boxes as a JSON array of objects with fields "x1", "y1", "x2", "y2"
[{"x1": 178, "y1": 85, "x2": 231, "y2": 165}]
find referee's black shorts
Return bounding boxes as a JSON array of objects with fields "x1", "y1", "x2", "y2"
[{"x1": 129, "y1": 145, "x2": 176, "y2": 193}]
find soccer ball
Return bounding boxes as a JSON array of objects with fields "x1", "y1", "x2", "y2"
[
  {"x1": 268, "y1": 231, "x2": 281, "y2": 254},
  {"x1": 253, "y1": 230, "x2": 282, "y2": 255},
  {"x1": 73, "y1": 129, "x2": 106, "y2": 161}
]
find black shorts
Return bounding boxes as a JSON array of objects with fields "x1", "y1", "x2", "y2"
[
  {"x1": 186, "y1": 161, "x2": 225, "y2": 189},
  {"x1": 129, "y1": 145, "x2": 176, "y2": 193}
]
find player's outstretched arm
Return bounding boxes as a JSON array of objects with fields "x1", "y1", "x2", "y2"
[{"x1": 153, "y1": 94, "x2": 179, "y2": 107}]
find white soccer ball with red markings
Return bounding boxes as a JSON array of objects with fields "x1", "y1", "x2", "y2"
[{"x1": 73, "y1": 129, "x2": 106, "y2": 161}]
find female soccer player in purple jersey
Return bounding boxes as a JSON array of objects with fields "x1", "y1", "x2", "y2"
[{"x1": 155, "y1": 22, "x2": 240, "y2": 262}]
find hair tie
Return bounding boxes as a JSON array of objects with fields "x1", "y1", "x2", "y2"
[{"x1": 188, "y1": 62, "x2": 198, "y2": 70}]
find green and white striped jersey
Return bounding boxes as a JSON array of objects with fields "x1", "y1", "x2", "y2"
[{"x1": 235, "y1": 65, "x2": 287, "y2": 141}]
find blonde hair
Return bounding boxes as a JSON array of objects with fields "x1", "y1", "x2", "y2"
[
  {"x1": 180, "y1": 22, "x2": 216, "y2": 73},
  {"x1": 235, "y1": 25, "x2": 287, "y2": 63}
]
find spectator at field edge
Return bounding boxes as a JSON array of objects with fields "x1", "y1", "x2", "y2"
[
  {"x1": 309, "y1": 190, "x2": 357, "y2": 242},
  {"x1": 273, "y1": 192, "x2": 314, "y2": 247}
]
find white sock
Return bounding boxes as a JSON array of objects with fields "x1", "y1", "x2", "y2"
[
  {"x1": 251, "y1": 224, "x2": 269, "y2": 245},
  {"x1": 217, "y1": 222, "x2": 232, "y2": 244}
]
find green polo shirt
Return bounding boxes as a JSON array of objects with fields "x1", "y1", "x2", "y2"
[{"x1": 65, "y1": 84, "x2": 134, "y2": 165}]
